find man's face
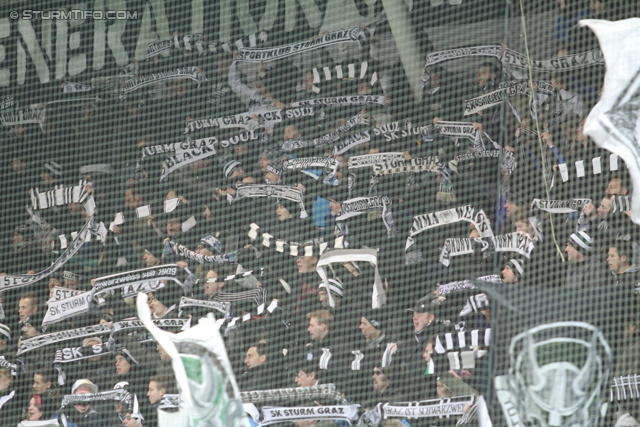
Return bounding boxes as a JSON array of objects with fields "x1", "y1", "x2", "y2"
[
  {"x1": 295, "y1": 370, "x2": 316, "y2": 387},
  {"x1": 284, "y1": 126, "x2": 300, "y2": 140},
  {"x1": 296, "y1": 256, "x2": 317, "y2": 273},
  {"x1": 23, "y1": 322, "x2": 39, "y2": 338},
  {"x1": 276, "y1": 204, "x2": 291, "y2": 221},
  {"x1": 33, "y1": 374, "x2": 50, "y2": 395},
  {"x1": 505, "y1": 200, "x2": 518, "y2": 217},
  {"x1": 514, "y1": 221, "x2": 533, "y2": 238},
  {"x1": 48, "y1": 278, "x2": 61, "y2": 298},
  {"x1": 74, "y1": 387, "x2": 93, "y2": 414},
  {"x1": 359, "y1": 317, "x2": 379, "y2": 340},
  {"x1": 436, "y1": 380, "x2": 453, "y2": 399},
  {"x1": 318, "y1": 290, "x2": 329, "y2": 308},
  {"x1": 115, "y1": 355, "x2": 131, "y2": 375},
  {"x1": 308, "y1": 317, "x2": 325, "y2": 341},
  {"x1": 204, "y1": 271, "x2": 222, "y2": 296},
  {"x1": 19, "y1": 298, "x2": 37, "y2": 322},
  {"x1": 123, "y1": 414, "x2": 140, "y2": 427},
  {"x1": 0, "y1": 373, "x2": 11, "y2": 392},
  {"x1": 607, "y1": 248, "x2": 626, "y2": 273},
  {"x1": 501, "y1": 265, "x2": 517, "y2": 283},
  {"x1": 329, "y1": 199, "x2": 341, "y2": 215},
  {"x1": 244, "y1": 346, "x2": 265, "y2": 369},
  {"x1": 412, "y1": 311, "x2": 433, "y2": 332},
  {"x1": 157, "y1": 344, "x2": 171, "y2": 361},
  {"x1": 147, "y1": 381, "x2": 164, "y2": 404},
  {"x1": 147, "y1": 293, "x2": 167, "y2": 316},
  {"x1": 597, "y1": 197, "x2": 612, "y2": 219},
  {"x1": 259, "y1": 156, "x2": 270, "y2": 171},
  {"x1": 606, "y1": 178, "x2": 628, "y2": 195},
  {"x1": 166, "y1": 219, "x2": 181, "y2": 236},
  {"x1": 423, "y1": 342, "x2": 434, "y2": 365},
  {"x1": 372, "y1": 368, "x2": 389, "y2": 391},
  {"x1": 477, "y1": 66, "x2": 494, "y2": 86},
  {"x1": 565, "y1": 243, "x2": 586, "y2": 263}
]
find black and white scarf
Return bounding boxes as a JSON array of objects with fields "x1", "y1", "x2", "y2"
[
  {"x1": 333, "y1": 131, "x2": 372, "y2": 155},
  {"x1": 439, "y1": 232, "x2": 535, "y2": 267},
  {"x1": 348, "y1": 152, "x2": 405, "y2": 169},
  {"x1": 434, "y1": 328, "x2": 491, "y2": 370},
  {"x1": 336, "y1": 195, "x2": 397, "y2": 237},
  {"x1": 184, "y1": 108, "x2": 282, "y2": 134},
  {"x1": 260, "y1": 405, "x2": 359, "y2": 425},
  {"x1": 240, "y1": 384, "x2": 347, "y2": 404},
  {"x1": 437, "y1": 274, "x2": 502, "y2": 296},
  {"x1": 405, "y1": 205, "x2": 494, "y2": 264},
  {"x1": 0, "y1": 107, "x2": 46, "y2": 126},
  {"x1": 235, "y1": 184, "x2": 308, "y2": 218},
  {"x1": 435, "y1": 121, "x2": 499, "y2": 151},
  {"x1": 282, "y1": 112, "x2": 367, "y2": 151},
  {"x1": 372, "y1": 156, "x2": 442, "y2": 176},
  {"x1": 178, "y1": 297, "x2": 231, "y2": 317},
  {"x1": 247, "y1": 223, "x2": 331, "y2": 256},
  {"x1": 282, "y1": 157, "x2": 339, "y2": 185},
  {"x1": 291, "y1": 95, "x2": 386, "y2": 108},
  {"x1": 235, "y1": 28, "x2": 366, "y2": 62},
  {"x1": 0, "y1": 217, "x2": 92, "y2": 292},
  {"x1": 168, "y1": 241, "x2": 238, "y2": 264},
  {"x1": 61, "y1": 389, "x2": 131, "y2": 408},
  {"x1": 18, "y1": 323, "x2": 112, "y2": 355},
  {"x1": 316, "y1": 248, "x2": 385, "y2": 308},
  {"x1": 29, "y1": 180, "x2": 92, "y2": 212},
  {"x1": 159, "y1": 136, "x2": 219, "y2": 181},
  {"x1": 381, "y1": 395, "x2": 475, "y2": 419},
  {"x1": 54, "y1": 343, "x2": 113, "y2": 364},
  {"x1": 532, "y1": 198, "x2": 591, "y2": 213},
  {"x1": 63, "y1": 81, "x2": 92, "y2": 93},
  {"x1": 119, "y1": 67, "x2": 206, "y2": 99},
  {"x1": 91, "y1": 265, "x2": 196, "y2": 302}
]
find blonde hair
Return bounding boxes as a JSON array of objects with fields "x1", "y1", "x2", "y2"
[{"x1": 307, "y1": 310, "x2": 334, "y2": 329}]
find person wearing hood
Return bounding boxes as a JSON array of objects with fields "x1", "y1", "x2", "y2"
[
  {"x1": 564, "y1": 230, "x2": 609, "y2": 288},
  {"x1": 607, "y1": 241, "x2": 639, "y2": 288},
  {"x1": 68, "y1": 379, "x2": 105, "y2": 427}
]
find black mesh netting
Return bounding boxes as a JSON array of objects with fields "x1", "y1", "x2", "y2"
[{"x1": 0, "y1": 1, "x2": 639, "y2": 426}]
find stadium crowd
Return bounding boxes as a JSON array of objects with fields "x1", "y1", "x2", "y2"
[{"x1": 0, "y1": 0, "x2": 639, "y2": 426}]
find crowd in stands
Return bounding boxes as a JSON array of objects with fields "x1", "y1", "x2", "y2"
[{"x1": 1, "y1": 0, "x2": 639, "y2": 426}]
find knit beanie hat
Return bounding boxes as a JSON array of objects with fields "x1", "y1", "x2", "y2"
[
  {"x1": 361, "y1": 309, "x2": 382, "y2": 330},
  {"x1": 223, "y1": 159, "x2": 243, "y2": 178},
  {"x1": 569, "y1": 231, "x2": 593, "y2": 255},
  {"x1": 318, "y1": 278, "x2": 344, "y2": 298},
  {"x1": 0, "y1": 323, "x2": 10, "y2": 341},
  {"x1": 508, "y1": 258, "x2": 525, "y2": 279}
]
